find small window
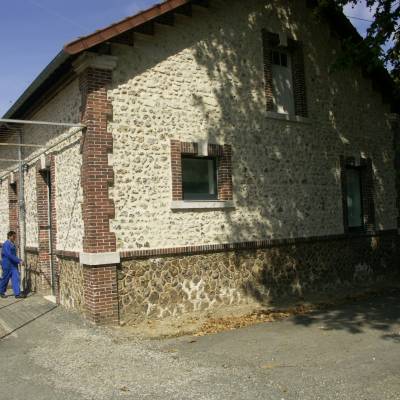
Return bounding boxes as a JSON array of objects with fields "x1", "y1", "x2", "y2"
[
  {"x1": 271, "y1": 51, "x2": 288, "y2": 67},
  {"x1": 182, "y1": 157, "x2": 217, "y2": 200},
  {"x1": 346, "y1": 167, "x2": 364, "y2": 230},
  {"x1": 270, "y1": 49, "x2": 295, "y2": 115}
]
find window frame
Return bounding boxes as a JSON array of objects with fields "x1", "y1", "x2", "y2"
[
  {"x1": 345, "y1": 165, "x2": 365, "y2": 233},
  {"x1": 262, "y1": 30, "x2": 308, "y2": 118},
  {"x1": 170, "y1": 140, "x2": 233, "y2": 204},
  {"x1": 340, "y1": 156, "x2": 376, "y2": 235},
  {"x1": 181, "y1": 155, "x2": 219, "y2": 201}
]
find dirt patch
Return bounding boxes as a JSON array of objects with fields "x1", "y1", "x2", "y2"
[{"x1": 115, "y1": 284, "x2": 400, "y2": 339}]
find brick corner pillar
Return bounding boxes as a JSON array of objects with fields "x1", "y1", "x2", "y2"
[
  {"x1": 73, "y1": 53, "x2": 120, "y2": 325},
  {"x1": 8, "y1": 175, "x2": 19, "y2": 239},
  {"x1": 35, "y1": 159, "x2": 52, "y2": 294},
  {"x1": 388, "y1": 113, "x2": 400, "y2": 234}
]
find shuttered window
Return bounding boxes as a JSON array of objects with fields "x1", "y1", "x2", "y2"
[{"x1": 262, "y1": 30, "x2": 308, "y2": 118}]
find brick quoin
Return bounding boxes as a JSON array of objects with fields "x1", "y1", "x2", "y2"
[
  {"x1": 35, "y1": 161, "x2": 52, "y2": 294},
  {"x1": 49, "y1": 156, "x2": 60, "y2": 302},
  {"x1": 8, "y1": 177, "x2": 19, "y2": 244},
  {"x1": 78, "y1": 58, "x2": 119, "y2": 325}
]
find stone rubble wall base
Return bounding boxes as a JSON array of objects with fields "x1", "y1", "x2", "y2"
[
  {"x1": 118, "y1": 231, "x2": 400, "y2": 325},
  {"x1": 58, "y1": 257, "x2": 85, "y2": 313}
]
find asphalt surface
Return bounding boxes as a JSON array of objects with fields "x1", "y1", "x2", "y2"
[{"x1": 0, "y1": 289, "x2": 399, "y2": 400}]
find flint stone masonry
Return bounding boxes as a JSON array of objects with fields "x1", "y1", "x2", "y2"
[
  {"x1": 58, "y1": 257, "x2": 84, "y2": 312},
  {"x1": 55, "y1": 141, "x2": 84, "y2": 252},
  {"x1": 24, "y1": 166, "x2": 38, "y2": 248},
  {"x1": 25, "y1": 250, "x2": 41, "y2": 293},
  {"x1": 118, "y1": 231, "x2": 399, "y2": 323},
  {"x1": 0, "y1": 0, "x2": 399, "y2": 327},
  {"x1": 109, "y1": 0, "x2": 397, "y2": 251},
  {"x1": 0, "y1": 180, "x2": 9, "y2": 240},
  {"x1": 0, "y1": 79, "x2": 83, "y2": 254}
]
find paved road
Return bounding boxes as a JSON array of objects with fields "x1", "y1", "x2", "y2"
[{"x1": 0, "y1": 290, "x2": 399, "y2": 400}]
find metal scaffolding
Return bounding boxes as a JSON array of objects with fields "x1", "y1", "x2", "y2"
[{"x1": 0, "y1": 118, "x2": 86, "y2": 295}]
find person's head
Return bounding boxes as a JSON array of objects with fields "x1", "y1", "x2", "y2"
[{"x1": 7, "y1": 231, "x2": 16, "y2": 243}]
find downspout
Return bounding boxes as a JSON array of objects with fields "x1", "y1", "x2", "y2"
[
  {"x1": 17, "y1": 131, "x2": 26, "y2": 292},
  {"x1": 46, "y1": 169, "x2": 55, "y2": 297}
]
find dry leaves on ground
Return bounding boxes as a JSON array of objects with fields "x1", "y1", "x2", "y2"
[
  {"x1": 193, "y1": 288, "x2": 395, "y2": 337},
  {"x1": 194, "y1": 305, "x2": 311, "y2": 337}
]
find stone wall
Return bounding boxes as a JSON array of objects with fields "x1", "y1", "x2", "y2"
[
  {"x1": 0, "y1": 180, "x2": 9, "y2": 241},
  {"x1": 0, "y1": 79, "x2": 83, "y2": 253},
  {"x1": 58, "y1": 257, "x2": 85, "y2": 312},
  {"x1": 24, "y1": 166, "x2": 38, "y2": 248},
  {"x1": 109, "y1": 0, "x2": 397, "y2": 251},
  {"x1": 54, "y1": 141, "x2": 84, "y2": 252},
  {"x1": 118, "y1": 231, "x2": 399, "y2": 324},
  {"x1": 25, "y1": 250, "x2": 40, "y2": 293}
]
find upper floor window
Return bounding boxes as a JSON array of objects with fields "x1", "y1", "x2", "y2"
[
  {"x1": 262, "y1": 30, "x2": 308, "y2": 118},
  {"x1": 270, "y1": 49, "x2": 295, "y2": 115}
]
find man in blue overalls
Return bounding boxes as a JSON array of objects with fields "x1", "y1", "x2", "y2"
[{"x1": 0, "y1": 231, "x2": 25, "y2": 299}]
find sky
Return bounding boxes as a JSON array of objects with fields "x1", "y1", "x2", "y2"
[{"x1": 0, "y1": 0, "x2": 373, "y2": 117}]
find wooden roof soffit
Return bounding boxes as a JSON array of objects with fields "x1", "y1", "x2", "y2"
[{"x1": 64, "y1": 0, "x2": 210, "y2": 55}]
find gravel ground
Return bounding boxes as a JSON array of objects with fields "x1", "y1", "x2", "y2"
[{"x1": 0, "y1": 289, "x2": 399, "y2": 400}]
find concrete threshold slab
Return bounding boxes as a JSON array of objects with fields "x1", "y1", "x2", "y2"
[{"x1": 43, "y1": 295, "x2": 57, "y2": 304}]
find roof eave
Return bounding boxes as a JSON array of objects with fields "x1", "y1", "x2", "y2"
[{"x1": 2, "y1": 50, "x2": 71, "y2": 119}]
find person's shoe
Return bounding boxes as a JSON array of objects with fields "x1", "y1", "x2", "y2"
[
  {"x1": 15, "y1": 294, "x2": 26, "y2": 299},
  {"x1": 0, "y1": 293, "x2": 7, "y2": 299}
]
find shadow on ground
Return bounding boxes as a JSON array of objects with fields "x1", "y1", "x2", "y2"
[{"x1": 289, "y1": 287, "x2": 400, "y2": 341}]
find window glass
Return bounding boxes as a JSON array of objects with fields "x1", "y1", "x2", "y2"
[
  {"x1": 272, "y1": 51, "x2": 281, "y2": 66},
  {"x1": 280, "y1": 52, "x2": 288, "y2": 67},
  {"x1": 182, "y1": 157, "x2": 217, "y2": 200},
  {"x1": 346, "y1": 168, "x2": 363, "y2": 228}
]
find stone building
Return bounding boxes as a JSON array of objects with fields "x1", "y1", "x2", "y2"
[{"x1": 0, "y1": 0, "x2": 399, "y2": 325}]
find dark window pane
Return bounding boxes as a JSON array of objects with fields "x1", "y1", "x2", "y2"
[
  {"x1": 280, "y1": 52, "x2": 288, "y2": 67},
  {"x1": 182, "y1": 157, "x2": 217, "y2": 200},
  {"x1": 272, "y1": 51, "x2": 281, "y2": 65},
  {"x1": 346, "y1": 168, "x2": 363, "y2": 228}
]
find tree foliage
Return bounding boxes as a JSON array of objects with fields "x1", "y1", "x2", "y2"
[{"x1": 318, "y1": 0, "x2": 399, "y2": 79}]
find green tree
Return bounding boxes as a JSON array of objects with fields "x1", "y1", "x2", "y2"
[{"x1": 318, "y1": 0, "x2": 399, "y2": 79}]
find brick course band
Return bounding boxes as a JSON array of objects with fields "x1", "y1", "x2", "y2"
[
  {"x1": 120, "y1": 229, "x2": 397, "y2": 260},
  {"x1": 50, "y1": 229, "x2": 399, "y2": 262},
  {"x1": 56, "y1": 250, "x2": 80, "y2": 259}
]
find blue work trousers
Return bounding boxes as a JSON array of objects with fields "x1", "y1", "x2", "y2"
[{"x1": 0, "y1": 266, "x2": 21, "y2": 296}]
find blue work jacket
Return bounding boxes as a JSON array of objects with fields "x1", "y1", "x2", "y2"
[{"x1": 1, "y1": 240, "x2": 21, "y2": 269}]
